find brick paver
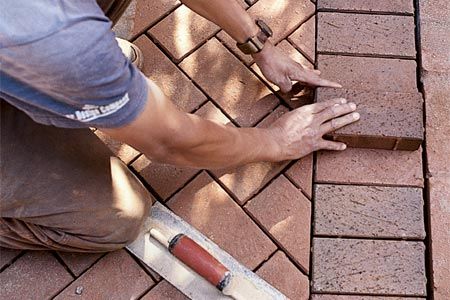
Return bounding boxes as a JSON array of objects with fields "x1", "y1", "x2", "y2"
[
  {"x1": 167, "y1": 172, "x2": 277, "y2": 269},
  {"x1": 288, "y1": 16, "x2": 315, "y2": 62},
  {"x1": 317, "y1": 0, "x2": 414, "y2": 14},
  {"x1": 256, "y1": 251, "x2": 309, "y2": 300},
  {"x1": 0, "y1": 248, "x2": 21, "y2": 270},
  {"x1": 246, "y1": 175, "x2": 311, "y2": 272},
  {"x1": 134, "y1": 35, "x2": 207, "y2": 113},
  {"x1": 149, "y1": 5, "x2": 219, "y2": 61},
  {"x1": 94, "y1": 130, "x2": 140, "y2": 164},
  {"x1": 55, "y1": 250, "x2": 154, "y2": 299},
  {"x1": 132, "y1": 0, "x2": 180, "y2": 36},
  {"x1": 0, "y1": 252, "x2": 73, "y2": 300},
  {"x1": 312, "y1": 238, "x2": 427, "y2": 296},
  {"x1": 317, "y1": 13, "x2": 416, "y2": 57},
  {"x1": 141, "y1": 280, "x2": 188, "y2": 300},
  {"x1": 314, "y1": 184, "x2": 425, "y2": 239},
  {"x1": 285, "y1": 154, "x2": 313, "y2": 199},
  {"x1": 316, "y1": 148, "x2": 424, "y2": 187},
  {"x1": 316, "y1": 88, "x2": 424, "y2": 150},
  {"x1": 57, "y1": 252, "x2": 103, "y2": 277},
  {"x1": 317, "y1": 55, "x2": 417, "y2": 92}
]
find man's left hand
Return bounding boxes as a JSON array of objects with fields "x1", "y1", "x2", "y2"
[{"x1": 252, "y1": 42, "x2": 342, "y2": 93}]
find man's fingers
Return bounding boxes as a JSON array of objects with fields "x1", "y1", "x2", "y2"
[
  {"x1": 291, "y1": 68, "x2": 342, "y2": 88},
  {"x1": 318, "y1": 140, "x2": 347, "y2": 151},
  {"x1": 278, "y1": 76, "x2": 293, "y2": 93},
  {"x1": 317, "y1": 102, "x2": 357, "y2": 123},
  {"x1": 309, "y1": 98, "x2": 347, "y2": 113},
  {"x1": 319, "y1": 112, "x2": 360, "y2": 134}
]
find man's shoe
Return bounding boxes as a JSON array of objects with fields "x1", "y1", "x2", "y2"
[{"x1": 116, "y1": 38, "x2": 144, "y2": 70}]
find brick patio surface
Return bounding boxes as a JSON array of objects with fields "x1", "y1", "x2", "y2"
[{"x1": 1, "y1": 0, "x2": 449, "y2": 299}]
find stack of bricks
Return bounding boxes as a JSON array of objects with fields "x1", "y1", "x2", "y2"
[{"x1": 312, "y1": 0, "x2": 428, "y2": 298}]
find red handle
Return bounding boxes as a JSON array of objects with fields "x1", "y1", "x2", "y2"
[{"x1": 169, "y1": 234, "x2": 231, "y2": 290}]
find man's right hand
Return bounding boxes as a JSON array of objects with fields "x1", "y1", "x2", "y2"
[{"x1": 266, "y1": 98, "x2": 360, "y2": 161}]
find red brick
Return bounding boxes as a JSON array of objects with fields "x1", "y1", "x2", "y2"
[
  {"x1": 317, "y1": 13, "x2": 416, "y2": 58},
  {"x1": 256, "y1": 251, "x2": 309, "y2": 300},
  {"x1": 423, "y1": 72, "x2": 450, "y2": 176},
  {"x1": 55, "y1": 250, "x2": 154, "y2": 299},
  {"x1": 288, "y1": 15, "x2": 316, "y2": 62},
  {"x1": 285, "y1": 154, "x2": 313, "y2": 199},
  {"x1": 180, "y1": 38, "x2": 278, "y2": 126},
  {"x1": 317, "y1": 55, "x2": 417, "y2": 92},
  {"x1": 245, "y1": 176, "x2": 311, "y2": 272},
  {"x1": 312, "y1": 238, "x2": 427, "y2": 295},
  {"x1": 0, "y1": 248, "x2": 22, "y2": 269},
  {"x1": 212, "y1": 106, "x2": 289, "y2": 204},
  {"x1": 132, "y1": 0, "x2": 180, "y2": 36},
  {"x1": 316, "y1": 148, "x2": 424, "y2": 187},
  {"x1": 134, "y1": 35, "x2": 206, "y2": 113},
  {"x1": 429, "y1": 175, "x2": 450, "y2": 300},
  {"x1": 0, "y1": 252, "x2": 73, "y2": 300},
  {"x1": 317, "y1": 0, "x2": 414, "y2": 14},
  {"x1": 167, "y1": 172, "x2": 277, "y2": 269},
  {"x1": 311, "y1": 295, "x2": 422, "y2": 300},
  {"x1": 131, "y1": 101, "x2": 231, "y2": 200},
  {"x1": 94, "y1": 130, "x2": 140, "y2": 164},
  {"x1": 141, "y1": 280, "x2": 188, "y2": 300},
  {"x1": 251, "y1": 40, "x2": 315, "y2": 108},
  {"x1": 149, "y1": 5, "x2": 219, "y2": 61},
  {"x1": 417, "y1": 21, "x2": 450, "y2": 72},
  {"x1": 314, "y1": 184, "x2": 425, "y2": 239},
  {"x1": 217, "y1": 0, "x2": 315, "y2": 64},
  {"x1": 57, "y1": 252, "x2": 103, "y2": 277},
  {"x1": 419, "y1": 0, "x2": 450, "y2": 23},
  {"x1": 131, "y1": 155, "x2": 198, "y2": 200},
  {"x1": 316, "y1": 88, "x2": 424, "y2": 150}
]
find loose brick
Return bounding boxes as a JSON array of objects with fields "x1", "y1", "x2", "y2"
[
  {"x1": 245, "y1": 176, "x2": 311, "y2": 272},
  {"x1": 312, "y1": 238, "x2": 427, "y2": 295},
  {"x1": 0, "y1": 252, "x2": 73, "y2": 300},
  {"x1": 314, "y1": 184, "x2": 425, "y2": 239},
  {"x1": 288, "y1": 15, "x2": 316, "y2": 62},
  {"x1": 217, "y1": 0, "x2": 315, "y2": 64},
  {"x1": 429, "y1": 175, "x2": 450, "y2": 300},
  {"x1": 317, "y1": 55, "x2": 417, "y2": 93},
  {"x1": 417, "y1": 20, "x2": 450, "y2": 72},
  {"x1": 167, "y1": 172, "x2": 277, "y2": 269},
  {"x1": 316, "y1": 148, "x2": 423, "y2": 187},
  {"x1": 251, "y1": 40, "x2": 315, "y2": 108},
  {"x1": 94, "y1": 130, "x2": 140, "y2": 164},
  {"x1": 180, "y1": 38, "x2": 278, "y2": 126},
  {"x1": 194, "y1": 101, "x2": 234, "y2": 126},
  {"x1": 55, "y1": 250, "x2": 154, "y2": 299},
  {"x1": 285, "y1": 154, "x2": 313, "y2": 199},
  {"x1": 141, "y1": 280, "x2": 188, "y2": 300},
  {"x1": 132, "y1": 0, "x2": 180, "y2": 36},
  {"x1": 57, "y1": 252, "x2": 103, "y2": 277},
  {"x1": 317, "y1": 0, "x2": 414, "y2": 14},
  {"x1": 317, "y1": 13, "x2": 416, "y2": 58},
  {"x1": 311, "y1": 295, "x2": 422, "y2": 300},
  {"x1": 0, "y1": 248, "x2": 21, "y2": 269},
  {"x1": 423, "y1": 72, "x2": 450, "y2": 176},
  {"x1": 256, "y1": 251, "x2": 309, "y2": 300},
  {"x1": 131, "y1": 155, "x2": 198, "y2": 200},
  {"x1": 212, "y1": 106, "x2": 289, "y2": 204},
  {"x1": 149, "y1": 5, "x2": 219, "y2": 61},
  {"x1": 134, "y1": 35, "x2": 206, "y2": 113},
  {"x1": 316, "y1": 88, "x2": 424, "y2": 150}
]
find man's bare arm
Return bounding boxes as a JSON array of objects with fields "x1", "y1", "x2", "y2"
[
  {"x1": 180, "y1": 0, "x2": 341, "y2": 91},
  {"x1": 100, "y1": 80, "x2": 359, "y2": 169}
]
